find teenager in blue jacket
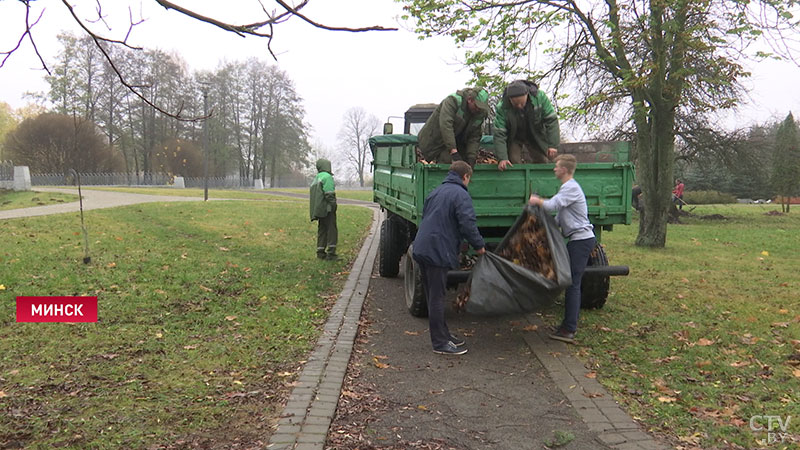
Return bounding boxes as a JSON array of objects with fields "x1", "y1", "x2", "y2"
[{"x1": 413, "y1": 161, "x2": 486, "y2": 355}]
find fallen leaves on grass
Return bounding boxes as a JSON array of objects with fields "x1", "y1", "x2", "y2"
[
  {"x1": 523, "y1": 325, "x2": 538, "y2": 332},
  {"x1": 740, "y1": 334, "x2": 759, "y2": 345},
  {"x1": 653, "y1": 356, "x2": 682, "y2": 364},
  {"x1": 404, "y1": 331, "x2": 419, "y2": 336},
  {"x1": 694, "y1": 338, "x2": 715, "y2": 346}
]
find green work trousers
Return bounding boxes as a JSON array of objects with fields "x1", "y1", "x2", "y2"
[{"x1": 316, "y1": 210, "x2": 338, "y2": 256}]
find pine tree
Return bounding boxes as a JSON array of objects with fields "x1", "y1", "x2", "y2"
[{"x1": 771, "y1": 113, "x2": 800, "y2": 213}]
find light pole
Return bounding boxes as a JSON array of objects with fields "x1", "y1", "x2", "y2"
[{"x1": 201, "y1": 84, "x2": 210, "y2": 201}]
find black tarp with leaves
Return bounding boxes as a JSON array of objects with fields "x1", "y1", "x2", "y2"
[{"x1": 466, "y1": 204, "x2": 571, "y2": 315}]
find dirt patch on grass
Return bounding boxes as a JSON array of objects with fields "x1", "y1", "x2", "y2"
[
  {"x1": 764, "y1": 210, "x2": 785, "y2": 216},
  {"x1": 698, "y1": 214, "x2": 727, "y2": 220}
]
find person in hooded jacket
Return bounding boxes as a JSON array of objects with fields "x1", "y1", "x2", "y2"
[
  {"x1": 309, "y1": 159, "x2": 338, "y2": 260},
  {"x1": 417, "y1": 88, "x2": 490, "y2": 167},
  {"x1": 493, "y1": 80, "x2": 560, "y2": 170},
  {"x1": 412, "y1": 161, "x2": 486, "y2": 355}
]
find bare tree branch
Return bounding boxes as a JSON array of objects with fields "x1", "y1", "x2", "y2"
[
  {"x1": 1, "y1": 2, "x2": 49, "y2": 74},
  {"x1": 6, "y1": 0, "x2": 397, "y2": 122},
  {"x1": 273, "y1": 0, "x2": 397, "y2": 32},
  {"x1": 154, "y1": 0, "x2": 273, "y2": 38},
  {"x1": 61, "y1": 0, "x2": 205, "y2": 122}
]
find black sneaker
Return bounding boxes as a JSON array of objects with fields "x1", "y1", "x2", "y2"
[
  {"x1": 325, "y1": 254, "x2": 339, "y2": 261},
  {"x1": 449, "y1": 334, "x2": 466, "y2": 347},
  {"x1": 549, "y1": 327, "x2": 576, "y2": 344},
  {"x1": 316, "y1": 252, "x2": 327, "y2": 259},
  {"x1": 433, "y1": 341, "x2": 468, "y2": 355}
]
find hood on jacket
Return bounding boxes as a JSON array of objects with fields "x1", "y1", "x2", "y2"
[{"x1": 316, "y1": 159, "x2": 333, "y2": 174}]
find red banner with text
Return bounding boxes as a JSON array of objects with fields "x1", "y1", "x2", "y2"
[{"x1": 16, "y1": 296, "x2": 98, "y2": 323}]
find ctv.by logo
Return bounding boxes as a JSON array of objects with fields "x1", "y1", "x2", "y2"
[{"x1": 750, "y1": 415, "x2": 793, "y2": 445}]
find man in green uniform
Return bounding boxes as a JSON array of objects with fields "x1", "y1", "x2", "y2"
[
  {"x1": 493, "y1": 80, "x2": 560, "y2": 170},
  {"x1": 417, "y1": 87, "x2": 490, "y2": 167},
  {"x1": 309, "y1": 159, "x2": 338, "y2": 260}
]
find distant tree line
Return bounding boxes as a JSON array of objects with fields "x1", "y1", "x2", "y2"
[
  {"x1": 675, "y1": 113, "x2": 800, "y2": 206},
  {"x1": 3, "y1": 33, "x2": 311, "y2": 186}
]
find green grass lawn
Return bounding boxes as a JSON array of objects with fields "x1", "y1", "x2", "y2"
[
  {"x1": 572, "y1": 204, "x2": 800, "y2": 449},
  {"x1": 269, "y1": 188, "x2": 373, "y2": 202},
  {"x1": 0, "y1": 200, "x2": 372, "y2": 449},
  {"x1": 0, "y1": 189, "x2": 79, "y2": 211}
]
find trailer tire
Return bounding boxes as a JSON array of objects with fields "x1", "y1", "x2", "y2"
[
  {"x1": 580, "y1": 243, "x2": 610, "y2": 309},
  {"x1": 379, "y1": 217, "x2": 402, "y2": 278},
  {"x1": 403, "y1": 246, "x2": 428, "y2": 317}
]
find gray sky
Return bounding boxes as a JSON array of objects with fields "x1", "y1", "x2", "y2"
[
  {"x1": 1, "y1": 0, "x2": 800, "y2": 148},
  {"x1": 0, "y1": 0, "x2": 470, "y2": 148}
]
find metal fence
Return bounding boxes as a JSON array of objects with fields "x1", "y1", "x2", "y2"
[
  {"x1": 184, "y1": 176, "x2": 254, "y2": 189},
  {"x1": 0, "y1": 161, "x2": 13, "y2": 182},
  {"x1": 31, "y1": 172, "x2": 173, "y2": 186},
  {"x1": 30, "y1": 171, "x2": 265, "y2": 189}
]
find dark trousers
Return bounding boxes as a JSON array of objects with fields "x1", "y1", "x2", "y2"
[
  {"x1": 417, "y1": 260, "x2": 451, "y2": 350},
  {"x1": 508, "y1": 140, "x2": 549, "y2": 163},
  {"x1": 430, "y1": 144, "x2": 475, "y2": 166},
  {"x1": 562, "y1": 237, "x2": 596, "y2": 333},
  {"x1": 316, "y1": 210, "x2": 338, "y2": 255}
]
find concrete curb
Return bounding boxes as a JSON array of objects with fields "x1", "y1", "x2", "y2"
[
  {"x1": 267, "y1": 208, "x2": 382, "y2": 450},
  {"x1": 523, "y1": 315, "x2": 670, "y2": 450}
]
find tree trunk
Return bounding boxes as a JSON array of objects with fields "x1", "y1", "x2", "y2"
[{"x1": 634, "y1": 99, "x2": 675, "y2": 248}]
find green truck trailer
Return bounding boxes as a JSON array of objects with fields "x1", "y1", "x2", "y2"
[{"x1": 369, "y1": 132, "x2": 634, "y2": 317}]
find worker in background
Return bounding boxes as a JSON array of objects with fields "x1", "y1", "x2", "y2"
[{"x1": 309, "y1": 159, "x2": 338, "y2": 261}]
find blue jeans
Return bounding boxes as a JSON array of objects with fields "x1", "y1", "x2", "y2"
[
  {"x1": 562, "y1": 237, "x2": 596, "y2": 333},
  {"x1": 416, "y1": 260, "x2": 451, "y2": 350}
]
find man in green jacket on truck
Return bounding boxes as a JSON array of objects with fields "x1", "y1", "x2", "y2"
[
  {"x1": 418, "y1": 87, "x2": 490, "y2": 167},
  {"x1": 493, "y1": 80, "x2": 560, "y2": 170},
  {"x1": 309, "y1": 159, "x2": 338, "y2": 261}
]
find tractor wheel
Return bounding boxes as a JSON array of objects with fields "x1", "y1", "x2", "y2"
[
  {"x1": 378, "y1": 217, "x2": 402, "y2": 278},
  {"x1": 403, "y1": 246, "x2": 428, "y2": 317},
  {"x1": 580, "y1": 243, "x2": 610, "y2": 309}
]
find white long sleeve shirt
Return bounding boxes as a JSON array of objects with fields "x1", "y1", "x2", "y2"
[{"x1": 542, "y1": 178, "x2": 595, "y2": 241}]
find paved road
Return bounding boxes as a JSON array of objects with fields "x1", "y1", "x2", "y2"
[
  {"x1": 0, "y1": 187, "x2": 219, "y2": 220},
  {"x1": 323, "y1": 259, "x2": 670, "y2": 450}
]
